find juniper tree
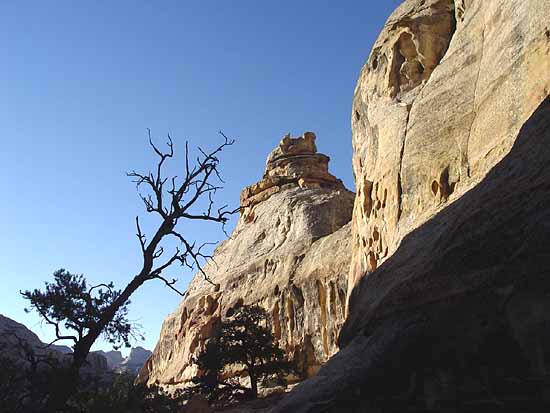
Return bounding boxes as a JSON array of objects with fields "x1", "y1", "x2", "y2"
[{"x1": 193, "y1": 305, "x2": 291, "y2": 402}]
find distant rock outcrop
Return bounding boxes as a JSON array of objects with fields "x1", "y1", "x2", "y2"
[
  {"x1": 0, "y1": 314, "x2": 108, "y2": 376},
  {"x1": 0, "y1": 314, "x2": 151, "y2": 380},
  {"x1": 123, "y1": 346, "x2": 152, "y2": 375},
  {"x1": 240, "y1": 132, "x2": 346, "y2": 216},
  {"x1": 138, "y1": 132, "x2": 355, "y2": 388},
  {"x1": 94, "y1": 346, "x2": 151, "y2": 376},
  {"x1": 94, "y1": 349, "x2": 124, "y2": 370}
]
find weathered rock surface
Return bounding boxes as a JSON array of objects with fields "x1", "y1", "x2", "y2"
[
  {"x1": 139, "y1": 133, "x2": 355, "y2": 387},
  {"x1": 349, "y1": 0, "x2": 550, "y2": 296},
  {"x1": 348, "y1": 0, "x2": 550, "y2": 340},
  {"x1": 270, "y1": 0, "x2": 550, "y2": 411}
]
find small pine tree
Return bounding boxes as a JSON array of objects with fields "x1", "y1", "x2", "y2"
[{"x1": 193, "y1": 305, "x2": 291, "y2": 402}]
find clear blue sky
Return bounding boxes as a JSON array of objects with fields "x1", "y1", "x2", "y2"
[{"x1": 0, "y1": 1, "x2": 401, "y2": 353}]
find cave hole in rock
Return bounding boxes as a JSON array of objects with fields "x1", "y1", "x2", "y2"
[
  {"x1": 368, "y1": 251, "x2": 378, "y2": 272},
  {"x1": 439, "y1": 166, "x2": 455, "y2": 201},
  {"x1": 431, "y1": 180, "x2": 439, "y2": 196},
  {"x1": 389, "y1": 32, "x2": 414, "y2": 98},
  {"x1": 329, "y1": 282, "x2": 338, "y2": 317},
  {"x1": 372, "y1": 55, "x2": 379, "y2": 70},
  {"x1": 256, "y1": 230, "x2": 266, "y2": 242},
  {"x1": 373, "y1": 227, "x2": 380, "y2": 241},
  {"x1": 292, "y1": 284, "x2": 305, "y2": 307},
  {"x1": 388, "y1": 7, "x2": 458, "y2": 101},
  {"x1": 363, "y1": 179, "x2": 374, "y2": 218}
]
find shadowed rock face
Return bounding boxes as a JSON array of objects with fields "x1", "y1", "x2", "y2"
[
  {"x1": 0, "y1": 314, "x2": 109, "y2": 375},
  {"x1": 269, "y1": 0, "x2": 550, "y2": 411},
  {"x1": 138, "y1": 133, "x2": 355, "y2": 388}
]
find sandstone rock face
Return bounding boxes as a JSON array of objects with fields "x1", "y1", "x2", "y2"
[
  {"x1": 349, "y1": 0, "x2": 550, "y2": 298},
  {"x1": 139, "y1": 133, "x2": 355, "y2": 387},
  {"x1": 271, "y1": 0, "x2": 550, "y2": 411},
  {"x1": 348, "y1": 0, "x2": 550, "y2": 335}
]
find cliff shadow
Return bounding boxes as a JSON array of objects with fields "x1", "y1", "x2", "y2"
[{"x1": 275, "y1": 97, "x2": 550, "y2": 412}]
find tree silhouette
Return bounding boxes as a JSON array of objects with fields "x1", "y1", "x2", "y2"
[
  {"x1": 21, "y1": 131, "x2": 236, "y2": 411},
  {"x1": 193, "y1": 305, "x2": 291, "y2": 402}
]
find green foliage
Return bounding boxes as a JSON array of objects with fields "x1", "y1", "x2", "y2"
[
  {"x1": 191, "y1": 305, "x2": 292, "y2": 403},
  {"x1": 21, "y1": 269, "x2": 136, "y2": 349},
  {"x1": 191, "y1": 339, "x2": 226, "y2": 401},
  {"x1": 219, "y1": 305, "x2": 287, "y2": 376}
]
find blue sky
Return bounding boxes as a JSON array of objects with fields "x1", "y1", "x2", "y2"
[{"x1": 0, "y1": 1, "x2": 401, "y2": 353}]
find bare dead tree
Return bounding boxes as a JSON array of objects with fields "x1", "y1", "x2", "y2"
[
  {"x1": 127, "y1": 129, "x2": 237, "y2": 289},
  {"x1": 21, "y1": 131, "x2": 237, "y2": 411}
]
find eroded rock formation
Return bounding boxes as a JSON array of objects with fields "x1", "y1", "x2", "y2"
[
  {"x1": 272, "y1": 0, "x2": 550, "y2": 411},
  {"x1": 138, "y1": 133, "x2": 354, "y2": 388},
  {"x1": 240, "y1": 132, "x2": 346, "y2": 218}
]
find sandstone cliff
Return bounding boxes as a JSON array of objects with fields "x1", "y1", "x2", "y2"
[
  {"x1": 272, "y1": 0, "x2": 550, "y2": 411},
  {"x1": 139, "y1": 133, "x2": 355, "y2": 387}
]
